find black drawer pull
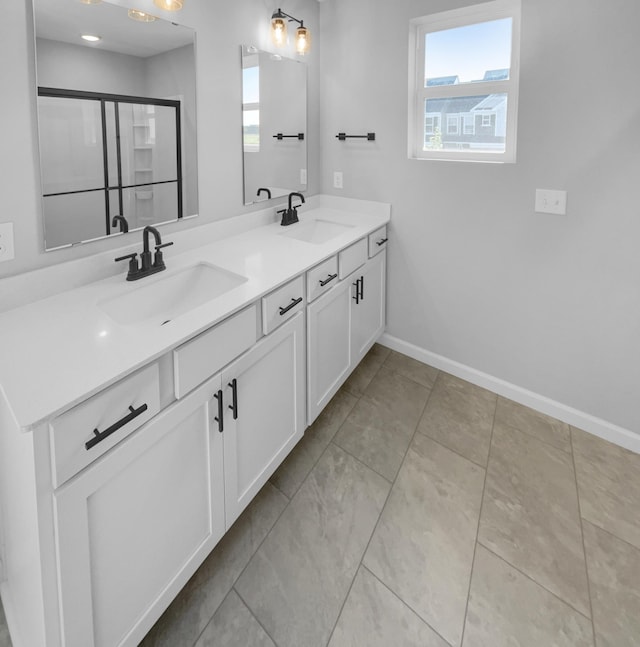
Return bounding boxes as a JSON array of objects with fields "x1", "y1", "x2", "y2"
[
  {"x1": 359, "y1": 275, "x2": 364, "y2": 300},
  {"x1": 228, "y1": 379, "x2": 238, "y2": 420},
  {"x1": 352, "y1": 278, "x2": 361, "y2": 304},
  {"x1": 279, "y1": 297, "x2": 303, "y2": 316},
  {"x1": 319, "y1": 273, "x2": 338, "y2": 287},
  {"x1": 85, "y1": 403, "x2": 148, "y2": 450},
  {"x1": 214, "y1": 390, "x2": 224, "y2": 432},
  {"x1": 376, "y1": 237, "x2": 388, "y2": 247}
]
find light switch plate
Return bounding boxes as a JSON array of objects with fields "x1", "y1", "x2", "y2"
[
  {"x1": 0, "y1": 222, "x2": 15, "y2": 262},
  {"x1": 333, "y1": 171, "x2": 343, "y2": 189},
  {"x1": 300, "y1": 168, "x2": 307, "y2": 185},
  {"x1": 535, "y1": 189, "x2": 567, "y2": 215}
]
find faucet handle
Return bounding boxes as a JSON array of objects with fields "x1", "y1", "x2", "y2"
[
  {"x1": 153, "y1": 241, "x2": 173, "y2": 270},
  {"x1": 114, "y1": 252, "x2": 139, "y2": 280}
]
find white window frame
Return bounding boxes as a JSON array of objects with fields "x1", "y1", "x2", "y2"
[
  {"x1": 408, "y1": 0, "x2": 521, "y2": 163},
  {"x1": 462, "y1": 113, "x2": 475, "y2": 135},
  {"x1": 424, "y1": 113, "x2": 440, "y2": 135}
]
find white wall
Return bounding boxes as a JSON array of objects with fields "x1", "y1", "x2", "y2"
[
  {"x1": 0, "y1": 0, "x2": 320, "y2": 277},
  {"x1": 319, "y1": 0, "x2": 640, "y2": 434}
]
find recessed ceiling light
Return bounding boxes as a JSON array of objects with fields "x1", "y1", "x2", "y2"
[
  {"x1": 128, "y1": 9, "x2": 157, "y2": 22},
  {"x1": 81, "y1": 34, "x2": 102, "y2": 42},
  {"x1": 153, "y1": 0, "x2": 184, "y2": 10}
]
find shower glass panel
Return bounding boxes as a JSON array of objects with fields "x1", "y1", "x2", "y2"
[{"x1": 38, "y1": 96, "x2": 104, "y2": 195}]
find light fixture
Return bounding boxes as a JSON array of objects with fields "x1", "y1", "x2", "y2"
[
  {"x1": 81, "y1": 34, "x2": 102, "y2": 42},
  {"x1": 128, "y1": 9, "x2": 157, "y2": 22},
  {"x1": 271, "y1": 8, "x2": 311, "y2": 55},
  {"x1": 79, "y1": 0, "x2": 102, "y2": 4},
  {"x1": 153, "y1": 0, "x2": 184, "y2": 10}
]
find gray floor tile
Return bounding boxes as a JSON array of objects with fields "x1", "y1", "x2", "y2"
[
  {"x1": 341, "y1": 343, "x2": 390, "y2": 397},
  {"x1": 333, "y1": 368, "x2": 429, "y2": 480},
  {"x1": 572, "y1": 427, "x2": 640, "y2": 550},
  {"x1": 495, "y1": 396, "x2": 571, "y2": 452},
  {"x1": 383, "y1": 350, "x2": 439, "y2": 389},
  {"x1": 236, "y1": 443, "x2": 390, "y2": 647},
  {"x1": 194, "y1": 590, "x2": 275, "y2": 647},
  {"x1": 418, "y1": 372, "x2": 496, "y2": 466},
  {"x1": 361, "y1": 365, "x2": 431, "y2": 421},
  {"x1": 463, "y1": 545, "x2": 593, "y2": 647},
  {"x1": 583, "y1": 520, "x2": 640, "y2": 647},
  {"x1": 270, "y1": 389, "x2": 358, "y2": 498},
  {"x1": 328, "y1": 567, "x2": 449, "y2": 647},
  {"x1": 140, "y1": 483, "x2": 287, "y2": 647},
  {"x1": 0, "y1": 600, "x2": 11, "y2": 647},
  {"x1": 364, "y1": 433, "x2": 485, "y2": 647},
  {"x1": 478, "y1": 423, "x2": 590, "y2": 616}
]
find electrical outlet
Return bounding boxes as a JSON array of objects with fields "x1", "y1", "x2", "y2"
[
  {"x1": 300, "y1": 168, "x2": 307, "y2": 185},
  {"x1": 333, "y1": 171, "x2": 343, "y2": 189},
  {"x1": 535, "y1": 189, "x2": 567, "y2": 215},
  {"x1": 0, "y1": 223, "x2": 15, "y2": 263}
]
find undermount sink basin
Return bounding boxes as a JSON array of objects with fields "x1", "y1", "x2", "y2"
[
  {"x1": 99, "y1": 263, "x2": 248, "y2": 326},
  {"x1": 280, "y1": 219, "x2": 354, "y2": 244}
]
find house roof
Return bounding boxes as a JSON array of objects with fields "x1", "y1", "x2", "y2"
[
  {"x1": 425, "y1": 95, "x2": 490, "y2": 113},
  {"x1": 426, "y1": 75, "x2": 459, "y2": 86}
]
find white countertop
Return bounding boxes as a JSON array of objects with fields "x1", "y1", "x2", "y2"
[{"x1": 0, "y1": 200, "x2": 389, "y2": 431}]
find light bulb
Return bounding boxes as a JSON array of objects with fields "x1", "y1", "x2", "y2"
[
  {"x1": 295, "y1": 25, "x2": 310, "y2": 55},
  {"x1": 81, "y1": 34, "x2": 101, "y2": 42},
  {"x1": 271, "y1": 17, "x2": 287, "y2": 47}
]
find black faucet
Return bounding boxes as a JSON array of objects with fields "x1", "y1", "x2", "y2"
[
  {"x1": 257, "y1": 187, "x2": 272, "y2": 200},
  {"x1": 114, "y1": 225, "x2": 174, "y2": 281},
  {"x1": 111, "y1": 214, "x2": 129, "y2": 233},
  {"x1": 278, "y1": 192, "x2": 305, "y2": 226}
]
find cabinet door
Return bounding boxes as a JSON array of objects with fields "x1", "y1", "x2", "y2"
[
  {"x1": 54, "y1": 377, "x2": 225, "y2": 647},
  {"x1": 223, "y1": 313, "x2": 305, "y2": 528},
  {"x1": 351, "y1": 250, "x2": 386, "y2": 365},
  {"x1": 306, "y1": 277, "x2": 352, "y2": 425}
]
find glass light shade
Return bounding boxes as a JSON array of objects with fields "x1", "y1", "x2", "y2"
[
  {"x1": 295, "y1": 25, "x2": 311, "y2": 55},
  {"x1": 128, "y1": 9, "x2": 156, "y2": 22},
  {"x1": 153, "y1": 0, "x2": 184, "y2": 10},
  {"x1": 271, "y1": 16, "x2": 287, "y2": 47}
]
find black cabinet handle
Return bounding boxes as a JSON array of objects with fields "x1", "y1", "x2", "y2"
[
  {"x1": 85, "y1": 403, "x2": 148, "y2": 450},
  {"x1": 279, "y1": 297, "x2": 303, "y2": 316},
  {"x1": 376, "y1": 237, "x2": 388, "y2": 247},
  {"x1": 359, "y1": 275, "x2": 364, "y2": 300},
  {"x1": 228, "y1": 379, "x2": 238, "y2": 420},
  {"x1": 319, "y1": 273, "x2": 338, "y2": 287},
  {"x1": 213, "y1": 390, "x2": 224, "y2": 432},
  {"x1": 352, "y1": 278, "x2": 360, "y2": 304}
]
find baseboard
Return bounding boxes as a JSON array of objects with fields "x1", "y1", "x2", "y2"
[{"x1": 379, "y1": 333, "x2": 640, "y2": 455}]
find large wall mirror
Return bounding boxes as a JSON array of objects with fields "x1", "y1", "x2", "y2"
[
  {"x1": 33, "y1": 0, "x2": 198, "y2": 250},
  {"x1": 242, "y1": 45, "x2": 307, "y2": 206}
]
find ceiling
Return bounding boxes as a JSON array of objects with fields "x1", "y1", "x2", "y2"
[{"x1": 34, "y1": 0, "x2": 194, "y2": 58}]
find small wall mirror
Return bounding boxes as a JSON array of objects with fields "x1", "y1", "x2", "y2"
[
  {"x1": 241, "y1": 45, "x2": 307, "y2": 206},
  {"x1": 33, "y1": 0, "x2": 198, "y2": 251}
]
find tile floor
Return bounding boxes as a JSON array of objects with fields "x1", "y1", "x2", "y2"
[{"x1": 1, "y1": 345, "x2": 639, "y2": 646}]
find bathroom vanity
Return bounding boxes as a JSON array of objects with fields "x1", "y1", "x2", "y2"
[{"x1": 0, "y1": 197, "x2": 389, "y2": 647}]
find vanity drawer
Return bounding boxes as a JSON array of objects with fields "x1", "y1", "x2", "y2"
[
  {"x1": 338, "y1": 238, "x2": 367, "y2": 279},
  {"x1": 50, "y1": 363, "x2": 161, "y2": 487},
  {"x1": 307, "y1": 256, "x2": 338, "y2": 302},
  {"x1": 368, "y1": 226, "x2": 388, "y2": 257},
  {"x1": 174, "y1": 305, "x2": 257, "y2": 398},
  {"x1": 262, "y1": 275, "x2": 304, "y2": 334}
]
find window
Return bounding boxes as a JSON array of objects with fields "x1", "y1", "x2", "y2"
[{"x1": 409, "y1": 0, "x2": 521, "y2": 162}]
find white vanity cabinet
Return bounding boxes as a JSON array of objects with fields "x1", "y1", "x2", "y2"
[
  {"x1": 54, "y1": 376, "x2": 226, "y2": 647},
  {"x1": 307, "y1": 247, "x2": 387, "y2": 424},
  {"x1": 222, "y1": 312, "x2": 305, "y2": 527}
]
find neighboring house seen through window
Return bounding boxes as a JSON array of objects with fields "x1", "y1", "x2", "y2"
[{"x1": 409, "y1": 0, "x2": 521, "y2": 162}]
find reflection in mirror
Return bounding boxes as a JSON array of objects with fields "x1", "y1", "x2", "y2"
[
  {"x1": 33, "y1": 0, "x2": 198, "y2": 250},
  {"x1": 241, "y1": 45, "x2": 307, "y2": 206}
]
